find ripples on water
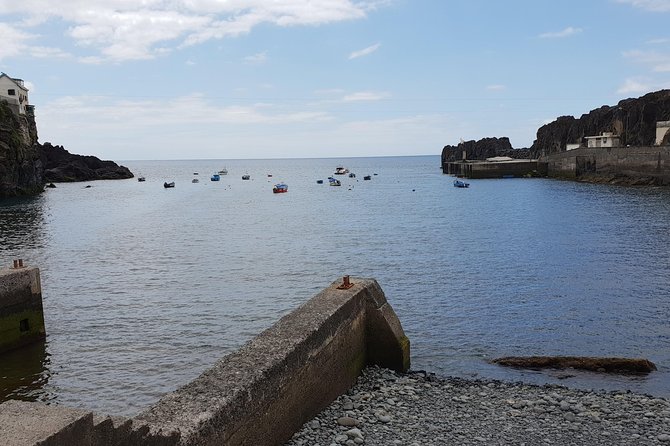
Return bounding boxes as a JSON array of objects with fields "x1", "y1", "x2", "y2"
[{"x1": 1, "y1": 156, "x2": 669, "y2": 415}]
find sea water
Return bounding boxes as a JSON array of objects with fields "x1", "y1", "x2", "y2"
[{"x1": 1, "y1": 156, "x2": 669, "y2": 416}]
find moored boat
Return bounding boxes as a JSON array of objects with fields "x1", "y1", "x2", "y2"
[
  {"x1": 334, "y1": 166, "x2": 349, "y2": 175},
  {"x1": 211, "y1": 174, "x2": 220, "y2": 181},
  {"x1": 329, "y1": 178, "x2": 341, "y2": 186},
  {"x1": 316, "y1": 179, "x2": 324, "y2": 184},
  {"x1": 138, "y1": 177, "x2": 146, "y2": 182},
  {"x1": 453, "y1": 179, "x2": 470, "y2": 188},
  {"x1": 163, "y1": 182, "x2": 175, "y2": 188},
  {"x1": 272, "y1": 183, "x2": 288, "y2": 193},
  {"x1": 192, "y1": 178, "x2": 199, "y2": 183},
  {"x1": 242, "y1": 174, "x2": 250, "y2": 180},
  {"x1": 363, "y1": 175, "x2": 371, "y2": 181},
  {"x1": 218, "y1": 168, "x2": 228, "y2": 175},
  {"x1": 349, "y1": 173, "x2": 356, "y2": 178}
]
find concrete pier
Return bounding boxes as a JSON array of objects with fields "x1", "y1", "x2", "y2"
[
  {"x1": 0, "y1": 276, "x2": 410, "y2": 446},
  {"x1": 443, "y1": 159, "x2": 547, "y2": 179},
  {"x1": 0, "y1": 263, "x2": 46, "y2": 354}
]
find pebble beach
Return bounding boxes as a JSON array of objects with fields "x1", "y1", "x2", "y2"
[{"x1": 286, "y1": 367, "x2": 670, "y2": 446}]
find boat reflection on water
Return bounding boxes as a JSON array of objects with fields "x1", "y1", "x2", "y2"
[{"x1": 0, "y1": 340, "x2": 52, "y2": 403}]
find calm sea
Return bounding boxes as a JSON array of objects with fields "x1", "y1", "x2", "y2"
[{"x1": 1, "y1": 156, "x2": 669, "y2": 416}]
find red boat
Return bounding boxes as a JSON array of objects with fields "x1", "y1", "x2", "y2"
[{"x1": 273, "y1": 183, "x2": 288, "y2": 193}]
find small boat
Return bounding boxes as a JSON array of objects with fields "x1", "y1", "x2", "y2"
[
  {"x1": 363, "y1": 175, "x2": 371, "y2": 181},
  {"x1": 334, "y1": 166, "x2": 349, "y2": 175},
  {"x1": 218, "y1": 168, "x2": 228, "y2": 175},
  {"x1": 349, "y1": 173, "x2": 356, "y2": 178},
  {"x1": 273, "y1": 183, "x2": 288, "y2": 193},
  {"x1": 316, "y1": 179, "x2": 324, "y2": 184},
  {"x1": 267, "y1": 174, "x2": 273, "y2": 178},
  {"x1": 192, "y1": 178, "x2": 199, "y2": 183},
  {"x1": 453, "y1": 179, "x2": 470, "y2": 188},
  {"x1": 163, "y1": 182, "x2": 175, "y2": 188},
  {"x1": 211, "y1": 174, "x2": 220, "y2": 181},
  {"x1": 193, "y1": 172, "x2": 199, "y2": 175},
  {"x1": 138, "y1": 177, "x2": 146, "y2": 182},
  {"x1": 242, "y1": 175, "x2": 250, "y2": 180},
  {"x1": 329, "y1": 178, "x2": 341, "y2": 186}
]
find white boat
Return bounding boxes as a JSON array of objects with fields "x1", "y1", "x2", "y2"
[
  {"x1": 218, "y1": 168, "x2": 228, "y2": 175},
  {"x1": 334, "y1": 166, "x2": 349, "y2": 175}
]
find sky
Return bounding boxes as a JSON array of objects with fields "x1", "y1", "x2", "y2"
[{"x1": 1, "y1": 0, "x2": 670, "y2": 160}]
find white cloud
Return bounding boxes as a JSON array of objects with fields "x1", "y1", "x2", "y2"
[
  {"x1": 616, "y1": 0, "x2": 670, "y2": 12},
  {"x1": 244, "y1": 51, "x2": 268, "y2": 65},
  {"x1": 538, "y1": 27, "x2": 583, "y2": 39},
  {"x1": 486, "y1": 85, "x2": 506, "y2": 91},
  {"x1": 623, "y1": 49, "x2": 670, "y2": 72},
  {"x1": 342, "y1": 91, "x2": 390, "y2": 102},
  {"x1": 0, "y1": 1, "x2": 381, "y2": 62},
  {"x1": 646, "y1": 38, "x2": 670, "y2": 44},
  {"x1": 348, "y1": 42, "x2": 381, "y2": 59},
  {"x1": 617, "y1": 78, "x2": 652, "y2": 94}
]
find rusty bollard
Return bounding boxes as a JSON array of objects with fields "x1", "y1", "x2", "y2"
[
  {"x1": 12, "y1": 259, "x2": 24, "y2": 269},
  {"x1": 337, "y1": 275, "x2": 354, "y2": 290}
]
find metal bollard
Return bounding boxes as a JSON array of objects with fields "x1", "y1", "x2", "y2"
[{"x1": 337, "y1": 275, "x2": 354, "y2": 290}]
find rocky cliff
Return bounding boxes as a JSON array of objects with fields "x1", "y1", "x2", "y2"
[
  {"x1": 531, "y1": 90, "x2": 670, "y2": 158},
  {"x1": 441, "y1": 137, "x2": 530, "y2": 165},
  {"x1": 0, "y1": 101, "x2": 133, "y2": 198},
  {"x1": 40, "y1": 143, "x2": 133, "y2": 183},
  {"x1": 0, "y1": 101, "x2": 43, "y2": 196}
]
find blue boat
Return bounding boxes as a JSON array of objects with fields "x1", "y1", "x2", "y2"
[
  {"x1": 453, "y1": 179, "x2": 470, "y2": 188},
  {"x1": 211, "y1": 174, "x2": 220, "y2": 181}
]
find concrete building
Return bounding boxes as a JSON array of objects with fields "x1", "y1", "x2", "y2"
[
  {"x1": 657, "y1": 121, "x2": 670, "y2": 146},
  {"x1": 0, "y1": 73, "x2": 30, "y2": 115},
  {"x1": 585, "y1": 132, "x2": 620, "y2": 148}
]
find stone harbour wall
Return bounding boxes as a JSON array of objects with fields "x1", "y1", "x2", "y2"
[
  {"x1": 0, "y1": 277, "x2": 410, "y2": 446},
  {"x1": 0, "y1": 265, "x2": 46, "y2": 354}
]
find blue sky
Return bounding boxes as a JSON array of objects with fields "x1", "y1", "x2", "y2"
[{"x1": 1, "y1": 0, "x2": 670, "y2": 160}]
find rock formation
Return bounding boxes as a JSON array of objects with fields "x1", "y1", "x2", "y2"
[
  {"x1": 0, "y1": 100, "x2": 133, "y2": 198},
  {"x1": 441, "y1": 137, "x2": 530, "y2": 166},
  {"x1": 531, "y1": 89, "x2": 670, "y2": 158},
  {"x1": 40, "y1": 143, "x2": 133, "y2": 183}
]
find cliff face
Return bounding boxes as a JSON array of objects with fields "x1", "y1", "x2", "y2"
[
  {"x1": 531, "y1": 90, "x2": 670, "y2": 158},
  {"x1": 441, "y1": 137, "x2": 530, "y2": 165},
  {"x1": 0, "y1": 101, "x2": 43, "y2": 197}
]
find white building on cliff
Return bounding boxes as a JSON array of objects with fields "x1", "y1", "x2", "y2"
[
  {"x1": 0, "y1": 73, "x2": 31, "y2": 115},
  {"x1": 585, "y1": 132, "x2": 620, "y2": 148}
]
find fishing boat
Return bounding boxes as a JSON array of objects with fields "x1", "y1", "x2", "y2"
[
  {"x1": 349, "y1": 173, "x2": 356, "y2": 178},
  {"x1": 242, "y1": 174, "x2": 250, "y2": 180},
  {"x1": 218, "y1": 168, "x2": 228, "y2": 175},
  {"x1": 363, "y1": 175, "x2": 371, "y2": 181},
  {"x1": 453, "y1": 179, "x2": 470, "y2": 188},
  {"x1": 211, "y1": 174, "x2": 220, "y2": 181},
  {"x1": 192, "y1": 178, "x2": 199, "y2": 183},
  {"x1": 334, "y1": 166, "x2": 349, "y2": 175},
  {"x1": 138, "y1": 177, "x2": 146, "y2": 182},
  {"x1": 163, "y1": 182, "x2": 175, "y2": 188},
  {"x1": 273, "y1": 183, "x2": 288, "y2": 193},
  {"x1": 329, "y1": 178, "x2": 341, "y2": 186}
]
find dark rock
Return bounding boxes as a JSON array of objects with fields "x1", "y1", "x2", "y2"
[
  {"x1": 492, "y1": 356, "x2": 657, "y2": 375},
  {"x1": 441, "y1": 137, "x2": 530, "y2": 166},
  {"x1": 39, "y1": 142, "x2": 133, "y2": 183},
  {"x1": 531, "y1": 89, "x2": 670, "y2": 158}
]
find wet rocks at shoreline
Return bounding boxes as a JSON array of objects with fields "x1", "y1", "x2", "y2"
[{"x1": 286, "y1": 366, "x2": 670, "y2": 446}]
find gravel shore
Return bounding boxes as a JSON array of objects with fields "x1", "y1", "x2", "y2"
[{"x1": 285, "y1": 366, "x2": 670, "y2": 446}]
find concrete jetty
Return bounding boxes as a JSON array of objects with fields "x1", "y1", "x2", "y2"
[
  {"x1": 0, "y1": 262, "x2": 46, "y2": 354},
  {"x1": 0, "y1": 276, "x2": 410, "y2": 446}
]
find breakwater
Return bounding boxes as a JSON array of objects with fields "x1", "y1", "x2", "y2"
[
  {"x1": 544, "y1": 146, "x2": 670, "y2": 185},
  {"x1": 0, "y1": 276, "x2": 409, "y2": 446}
]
